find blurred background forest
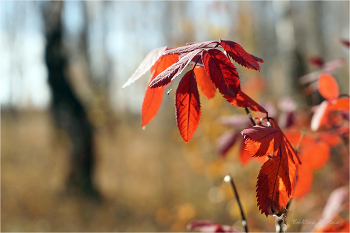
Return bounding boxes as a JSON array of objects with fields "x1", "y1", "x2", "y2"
[{"x1": 1, "y1": 1, "x2": 349, "y2": 232}]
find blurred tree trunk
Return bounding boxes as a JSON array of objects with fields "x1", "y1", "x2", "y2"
[{"x1": 42, "y1": 1, "x2": 99, "y2": 199}]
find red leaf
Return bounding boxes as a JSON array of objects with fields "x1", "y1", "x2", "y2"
[
  {"x1": 267, "y1": 118, "x2": 302, "y2": 165},
  {"x1": 216, "y1": 131, "x2": 240, "y2": 157},
  {"x1": 175, "y1": 70, "x2": 201, "y2": 142},
  {"x1": 239, "y1": 139, "x2": 252, "y2": 165},
  {"x1": 319, "y1": 132, "x2": 341, "y2": 147},
  {"x1": 256, "y1": 155, "x2": 295, "y2": 216},
  {"x1": 284, "y1": 132, "x2": 316, "y2": 148},
  {"x1": 329, "y1": 98, "x2": 350, "y2": 111},
  {"x1": 239, "y1": 140, "x2": 266, "y2": 165},
  {"x1": 194, "y1": 66, "x2": 216, "y2": 99},
  {"x1": 142, "y1": 85, "x2": 164, "y2": 127},
  {"x1": 301, "y1": 141, "x2": 330, "y2": 170},
  {"x1": 241, "y1": 125, "x2": 282, "y2": 158},
  {"x1": 149, "y1": 49, "x2": 202, "y2": 88},
  {"x1": 164, "y1": 41, "x2": 218, "y2": 55},
  {"x1": 225, "y1": 90, "x2": 267, "y2": 113},
  {"x1": 310, "y1": 97, "x2": 348, "y2": 131},
  {"x1": 220, "y1": 39, "x2": 263, "y2": 71},
  {"x1": 202, "y1": 49, "x2": 240, "y2": 98},
  {"x1": 250, "y1": 54, "x2": 265, "y2": 64},
  {"x1": 242, "y1": 122, "x2": 301, "y2": 216},
  {"x1": 293, "y1": 162, "x2": 313, "y2": 199},
  {"x1": 310, "y1": 56, "x2": 325, "y2": 68},
  {"x1": 340, "y1": 38, "x2": 350, "y2": 48},
  {"x1": 141, "y1": 53, "x2": 179, "y2": 127},
  {"x1": 318, "y1": 73, "x2": 339, "y2": 101},
  {"x1": 122, "y1": 46, "x2": 168, "y2": 88}
]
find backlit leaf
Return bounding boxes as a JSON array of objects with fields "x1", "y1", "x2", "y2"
[
  {"x1": 149, "y1": 49, "x2": 202, "y2": 88},
  {"x1": 318, "y1": 73, "x2": 339, "y2": 101},
  {"x1": 220, "y1": 39, "x2": 263, "y2": 71},
  {"x1": 194, "y1": 66, "x2": 216, "y2": 99},
  {"x1": 123, "y1": 46, "x2": 168, "y2": 88},
  {"x1": 302, "y1": 141, "x2": 330, "y2": 170},
  {"x1": 175, "y1": 70, "x2": 201, "y2": 142},
  {"x1": 239, "y1": 139, "x2": 252, "y2": 165},
  {"x1": 239, "y1": 140, "x2": 266, "y2": 165},
  {"x1": 319, "y1": 132, "x2": 341, "y2": 147},
  {"x1": 202, "y1": 49, "x2": 240, "y2": 98},
  {"x1": 241, "y1": 125, "x2": 282, "y2": 158},
  {"x1": 284, "y1": 131, "x2": 316, "y2": 149},
  {"x1": 141, "y1": 53, "x2": 179, "y2": 127},
  {"x1": 142, "y1": 85, "x2": 164, "y2": 127},
  {"x1": 256, "y1": 155, "x2": 295, "y2": 216},
  {"x1": 293, "y1": 162, "x2": 313, "y2": 199},
  {"x1": 242, "y1": 121, "x2": 301, "y2": 216},
  {"x1": 225, "y1": 90, "x2": 267, "y2": 113},
  {"x1": 310, "y1": 97, "x2": 349, "y2": 131},
  {"x1": 329, "y1": 97, "x2": 350, "y2": 111}
]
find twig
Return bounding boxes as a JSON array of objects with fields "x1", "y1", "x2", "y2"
[
  {"x1": 244, "y1": 107, "x2": 256, "y2": 127},
  {"x1": 275, "y1": 215, "x2": 285, "y2": 233},
  {"x1": 295, "y1": 127, "x2": 306, "y2": 153},
  {"x1": 275, "y1": 198, "x2": 292, "y2": 233},
  {"x1": 224, "y1": 175, "x2": 248, "y2": 233}
]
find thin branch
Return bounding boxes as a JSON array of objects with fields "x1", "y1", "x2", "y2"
[
  {"x1": 244, "y1": 107, "x2": 256, "y2": 127},
  {"x1": 295, "y1": 127, "x2": 306, "y2": 153},
  {"x1": 224, "y1": 175, "x2": 248, "y2": 233},
  {"x1": 275, "y1": 199, "x2": 292, "y2": 233},
  {"x1": 275, "y1": 215, "x2": 285, "y2": 233}
]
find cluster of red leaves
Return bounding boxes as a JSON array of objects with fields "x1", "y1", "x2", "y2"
[
  {"x1": 300, "y1": 58, "x2": 345, "y2": 96},
  {"x1": 285, "y1": 131, "x2": 341, "y2": 198},
  {"x1": 241, "y1": 119, "x2": 301, "y2": 216},
  {"x1": 124, "y1": 39, "x2": 348, "y2": 221},
  {"x1": 310, "y1": 73, "x2": 349, "y2": 134},
  {"x1": 123, "y1": 40, "x2": 266, "y2": 142}
]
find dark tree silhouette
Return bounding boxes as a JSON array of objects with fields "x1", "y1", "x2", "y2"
[{"x1": 42, "y1": 2, "x2": 99, "y2": 199}]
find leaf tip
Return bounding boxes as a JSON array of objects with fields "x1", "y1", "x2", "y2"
[{"x1": 121, "y1": 82, "x2": 129, "y2": 89}]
